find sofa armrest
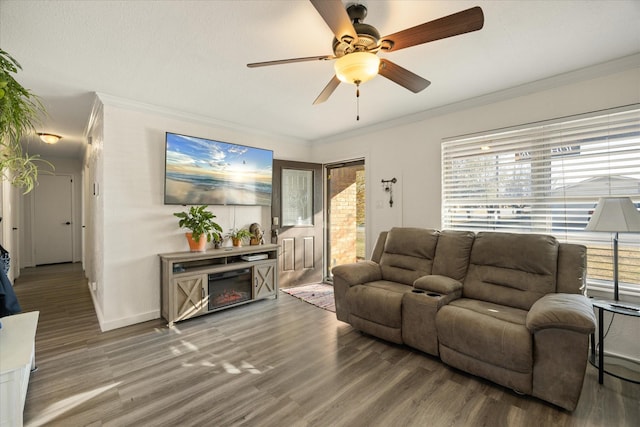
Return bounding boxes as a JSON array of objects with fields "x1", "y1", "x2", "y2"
[
  {"x1": 413, "y1": 275, "x2": 463, "y2": 295},
  {"x1": 526, "y1": 293, "x2": 596, "y2": 334},
  {"x1": 332, "y1": 261, "x2": 382, "y2": 287},
  {"x1": 332, "y1": 261, "x2": 382, "y2": 322}
]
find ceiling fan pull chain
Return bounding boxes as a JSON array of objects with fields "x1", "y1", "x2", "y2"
[{"x1": 356, "y1": 81, "x2": 361, "y2": 121}]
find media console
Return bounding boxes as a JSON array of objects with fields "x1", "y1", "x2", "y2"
[{"x1": 159, "y1": 244, "x2": 278, "y2": 327}]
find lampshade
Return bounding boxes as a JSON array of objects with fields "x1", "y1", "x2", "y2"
[
  {"x1": 38, "y1": 133, "x2": 62, "y2": 144},
  {"x1": 586, "y1": 197, "x2": 640, "y2": 232},
  {"x1": 334, "y1": 52, "x2": 380, "y2": 84}
]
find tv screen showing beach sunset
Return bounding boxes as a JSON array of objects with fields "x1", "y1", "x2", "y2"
[{"x1": 164, "y1": 132, "x2": 273, "y2": 206}]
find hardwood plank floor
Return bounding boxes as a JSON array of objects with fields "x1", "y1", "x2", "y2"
[{"x1": 11, "y1": 263, "x2": 639, "y2": 426}]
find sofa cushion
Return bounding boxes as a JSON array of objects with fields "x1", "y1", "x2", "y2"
[
  {"x1": 556, "y1": 243, "x2": 587, "y2": 294},
  {"x1": 436, "y1": 298, "x2": 532, "y2": 374},
  {"x1": 432, "y1": 230, "x2": 475, "y2": 281},
  {"x1": 346, "y1": 281, "x2": 410, "y2": 329},
  {"x1": 464, "y1": 232, "x2": 559, "y2": 310},
  {"x1": 379, "y1": 227, "x2": 439, "y2": 285}
]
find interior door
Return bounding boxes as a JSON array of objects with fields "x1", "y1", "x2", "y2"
[
  {"x1": 34, "y1": 174, "x2": 73, "y2": 265},
  {"x1": 272, "y1": 160, "x2": 323, "y2": 288}
]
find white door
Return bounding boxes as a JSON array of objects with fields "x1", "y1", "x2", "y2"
[{"x1": 34, "y1": 174, "x2": 73, "y2": 265}]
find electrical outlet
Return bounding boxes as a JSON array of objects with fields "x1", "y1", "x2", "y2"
[{"x1": 90, "y1": 282, "x2": 97, "y2": 291}]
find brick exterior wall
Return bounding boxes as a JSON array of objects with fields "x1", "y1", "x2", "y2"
[{"x1": 329, "y1": 164, "x2": 365, "y2": 269}]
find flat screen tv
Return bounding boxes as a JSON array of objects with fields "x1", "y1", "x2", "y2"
[{"x1": 164, "y1": 132, "x2": 273, "y2": 206}]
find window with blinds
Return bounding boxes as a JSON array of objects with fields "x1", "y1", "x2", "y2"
[{"x1": 442, "y1": 105, "x2": 640, "y2": 296}]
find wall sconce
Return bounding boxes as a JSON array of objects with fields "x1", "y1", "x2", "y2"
[
  {"x1": 38, "y1": 133, "x2": 62, "y2": 144},
  {"x1": 381, "y1": 177, "x2": 397, "y2": 207}
]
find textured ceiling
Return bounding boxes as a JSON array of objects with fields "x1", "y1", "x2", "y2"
[{"x1": 1, "y1": 0, "x2": 639, "y2": 159}]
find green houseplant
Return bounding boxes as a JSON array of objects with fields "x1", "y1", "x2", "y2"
[
  {"x1": 227, "y1": 227, "x2": 252, "y2": 247},
  {"x1": 173, "y1": 205, "x2": 223, "y2": 252},
  {"x1": 0, "y1": 49, "x2": 52, "y2": 193}
]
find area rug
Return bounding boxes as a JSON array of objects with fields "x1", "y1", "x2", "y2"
[{"x1": 281, "y1": 283, "x2": 335, "y2": 313}]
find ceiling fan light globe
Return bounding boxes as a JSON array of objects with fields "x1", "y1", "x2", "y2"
[{"x1": 334, "y1": 52, "x2": 380, "y2": 84}]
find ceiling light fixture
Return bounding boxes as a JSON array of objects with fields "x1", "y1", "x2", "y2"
[
  {"x1": 334, "y1": 52, "x2": 380, "y2": 85},
  {"x1": 38, "y1": 133, "x2": 62, "y2": 144},
  {"x1": 334, "y1": 52, "x2": 381, "y2": 121}
]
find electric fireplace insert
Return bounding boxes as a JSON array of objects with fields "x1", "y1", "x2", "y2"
[{"x1": 208, "y1": 267, "x2": 252, "y2": 310}]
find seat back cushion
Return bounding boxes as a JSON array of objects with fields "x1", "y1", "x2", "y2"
[
  {"x1": 370, "y1": 231, "x2": 388, "y2": 264},
  {"x1": 432, "y1": 230, "x2": 475, "y2": 281},
  {"x1": 379, "y1": 227, "x2": 439, "y2": 285},
  {"x1": 556, "y1": 243, "x2": 587, "y2": 294},
  {"x1": 464, "y1": 232, "x2": 559, "y2": 310}
]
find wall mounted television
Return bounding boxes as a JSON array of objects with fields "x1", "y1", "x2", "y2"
[{"x1": 164, "y1": 132, "x2": 273, "y2": 206}]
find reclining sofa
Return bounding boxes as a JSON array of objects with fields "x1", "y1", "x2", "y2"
[{"x1": 332, "y1": 227, "x2": 596, "y2": 411}]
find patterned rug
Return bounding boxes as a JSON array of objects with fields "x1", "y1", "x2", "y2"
[{"x1": 281, "y1": 283, "x2": 335, "y2": 313}]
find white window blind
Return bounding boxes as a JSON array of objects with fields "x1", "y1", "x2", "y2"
[{"x1": 442, "y1": 105, "x2": 640, "y2": 296}]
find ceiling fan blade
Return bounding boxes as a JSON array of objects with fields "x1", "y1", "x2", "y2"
[
  {"x1": 313, "y1": 75, "x2": 341, "y2": 105},
  {"x1": 378, "y1": 59, "x2": 431, "y2": 93},
  {"x1": 309, "y1": 0, "x2": 358, "y2": 42},
  {"x1": 381, "y1": 6, "x2": 484, "y2": 52},
  {"x1": 247, "y1": 55, "x2": 334, "y2": 68}
]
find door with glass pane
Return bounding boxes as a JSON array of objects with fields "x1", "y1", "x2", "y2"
[{"x1": 272, "y1": 160, "x2": 323, "y2": 288}]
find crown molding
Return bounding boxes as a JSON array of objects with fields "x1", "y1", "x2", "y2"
[{"x1": 93, "y1": 92, "x2": 309, "y2": 147}]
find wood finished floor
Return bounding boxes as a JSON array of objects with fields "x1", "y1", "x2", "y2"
[{"x1": 12, "y1": 263, "x2": 640, "y2": 427}]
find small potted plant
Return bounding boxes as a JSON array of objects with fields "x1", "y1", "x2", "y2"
[
  {"x1": 227, "y1": 227, "x2": 252, "y2": 247},
  {"x1": 173, "y1": 205, "x2": 223, "y2": 252}
]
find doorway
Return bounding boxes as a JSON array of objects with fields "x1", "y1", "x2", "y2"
[{"x1": 326, "y1": 160, "x2": 365, "y2": 280}]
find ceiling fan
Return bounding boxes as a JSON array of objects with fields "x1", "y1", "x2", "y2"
[{"x1": 247, "y1": 0, "x2": 484, "y2": 106}]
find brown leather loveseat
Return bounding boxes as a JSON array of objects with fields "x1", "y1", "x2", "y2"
[{"x1": 332, "y1": 227, "x2": 596, "y2": 411}]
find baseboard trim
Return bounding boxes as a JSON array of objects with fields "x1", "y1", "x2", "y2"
[
  {"x1": 86, "y1": 282, "x2": 160, "y2": 331},
  {"x1": 99, "y1": 310, "x2": 160, "y2": 332}
]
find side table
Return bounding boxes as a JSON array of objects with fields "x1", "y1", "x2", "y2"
[
  {"x1": 590, "y1": 299, "x2": 640, "y2": 385},
  {"x1": 0, "y1": 311, "x2": 40, "y2": 427}
]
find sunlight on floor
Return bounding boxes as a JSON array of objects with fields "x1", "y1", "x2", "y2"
[
  {"x1": 27, "y1": 382, "x2": 121, "y2": 427},
  {"x1": 180, "y1": 359, "x2": 265, "y2": 374}
]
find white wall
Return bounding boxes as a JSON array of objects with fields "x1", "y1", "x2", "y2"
[
  {"x1": 312, "y1": 64, "x2": 640, "y2": 362},
  {"x1": 87, "y1": 94, "x2": 311, "y2": 331},
  {"x1": 85, "y1": 98, "x2": 105, "y2": 320}
]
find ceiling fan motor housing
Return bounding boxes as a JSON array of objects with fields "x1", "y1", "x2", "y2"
[
  {"x1": 333, "y1": 4, "x2": 380, "y2": 57},
  {"x1": 333, "y1": 22, "x2": 380, "y2": 56}
]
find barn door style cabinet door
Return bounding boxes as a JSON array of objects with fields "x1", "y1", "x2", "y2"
[
  {"x1": 254, "y1": 262, "x2": 277, "y2": 299},
  {"x1": 172, "y1": 274, "x2": 208, "y2": 322},
  {"x1": 160, "y1": 244, "x2": 279, "y2": 327}
]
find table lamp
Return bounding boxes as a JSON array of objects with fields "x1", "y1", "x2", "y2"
[{"x1": 586, "y1": 197, "x2": 640, "y2": 301}]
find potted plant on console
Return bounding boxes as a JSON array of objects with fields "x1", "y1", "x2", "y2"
[
  {"x1": 227, "y1": 227, "x2": 252, "y2": 247},
  {"x1": 173, "y1": 205, "x2": 223, "y2": 252}
]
